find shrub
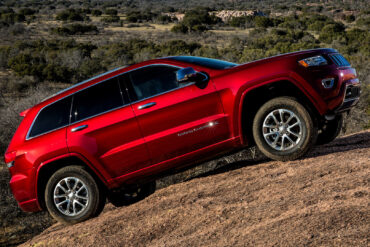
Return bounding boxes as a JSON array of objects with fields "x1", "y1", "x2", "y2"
[
  {"x1": 182, "y1": 9, "x2": 220, "y2": 27},
  {"x1": 0, "y1": 13, "x2": 25, "y2": 24},
  {"x1": 104, "y1": 9, "x2": 118, "y2": 16},
  {"x1": 160, "y1": 40, "x2": 201, "y2": 55},
  {"x1": 42, "y1": 64, "x2": 72, "y2": 82},
  {"x1": 171, "y1": 8, "x2": 220, "y2": 33},
  {"x1": 356, "y1": 17, "x2": 370, "y2": 28},
  {"x1": 228, "y1": 16, "x2": 255, "y2": 28},
  {"x1": 254, "y1": 16, "x2": 273, "y2": 28},
  {"x1": 52, "y1": 24, "x2": 98, "y2": 35},
  {"x1": 19, "y1": 8, "x2": 36, "y2": 16},
  {"x1": 55, "y1": 9, "x2": 88, "y2": 22},
  {"x1": 171, "y1": 23, "x2": 188, "y2": 33},
  {"x1": 126, "y1": 11, "x2": 157, "y2": 23},
  {"x1": 101, "y1": 15, "x2": 120, "y2": 23},
  {"x1": 345, "y1": 15, "x2": 355, "y2": 23},
  {"x1": 91, "y1": 9, "x2": 102, "y2": 16},
  {"x1": 157, "y1": 15, "x2": 176, "y2": 24},
  {"x1": 319, "y1": 22, "x2": 346, "y2": 43}
]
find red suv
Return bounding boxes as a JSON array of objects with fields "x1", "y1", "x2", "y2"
[{"x1": 4, "y1": 48, "x2": 360, "y2": 224}]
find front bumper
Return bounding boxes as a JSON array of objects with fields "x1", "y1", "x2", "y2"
[
  {"x1": 334, "y1": 84, "x2": 360, "y2": 113},
  {"x1": 324, "y1": 73, "x2": 360, "y2": 114}
]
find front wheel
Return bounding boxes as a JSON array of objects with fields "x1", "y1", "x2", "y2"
[
  {"x1": 45, "y1": 166, "x2": 106, "y2": 225},
  {"x1": 252, "y1": 97, "x2": 317, "y2": 161}
]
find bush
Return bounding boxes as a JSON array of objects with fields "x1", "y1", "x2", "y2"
[
  {"x1": 91, "y1": 9, "x2": 102, "y2": 16},
  {"x1": 159, "y1": 40, "x2": 201, "y2": 55},
  {"x1": 182, "y1": 9, "x2": 220, "y2": 27},
  {"x1": 55, "y1": 9, "x2": 89, "y2": 22},
  {"x1": 171, "y1": 8, "x2": 220, "y2": 33},
  {"x1": 104, "y1": 9, "x2": 118, "y2": 16},
  {"x1": 157, "y1": 15, "x2": 176, "y2": 24},
  {"x1": 126, "y1": 11, "x2": 157, "y2": 23},
  {"x1": 345, "y1": 15, "x2": 355, "y2": 23},
  {"x1": 0, "y1": 13, "x2": 25, "y2": 24},
  {"x1": 171, "y1": 23, "x2": 188, "y2": 33},
  {"x1": 228, "y1": 16, "x2": 255, "y2": 28},
  {"x1": 19, "y1": 8, "x2": 36, "y2": 16},
  {"x1": 356, "y1": 17, "x2": 370, "y2": 28},
  {"x1": 101, "y1": 15, "x2": 120, "y2": 23},
  {"x1": 319, "y1": 22, "x2": 346, "y2": 43},
  {"x1": 52, "y1": 24, "x2": 98, "y2": 35},
  {"x1": 254, "y1": 16, "x2": 273, "y2": 28}
]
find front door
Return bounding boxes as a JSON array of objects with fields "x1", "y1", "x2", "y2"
[{"x1": 123, "y1": 65, "x2": 230, "y2": 166}]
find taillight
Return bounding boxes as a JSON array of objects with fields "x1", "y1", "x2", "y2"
[{"x1": 4, "y1": 151, "x2": 16, "y2": 168}]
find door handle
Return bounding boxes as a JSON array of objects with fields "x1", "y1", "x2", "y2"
[
  {"x1": 138, "y1": 102, "x2": 156, "y2": 110},
  {"x1": 71, "y1": 125, "x2": 88, "y2": 132}
]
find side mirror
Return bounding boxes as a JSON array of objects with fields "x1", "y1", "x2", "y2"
[{"x1": 176, "y1": 67, "x2": 209, "y2": 89}]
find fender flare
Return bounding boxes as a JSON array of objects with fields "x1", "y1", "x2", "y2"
[
  {"x1": 235, "y1": 75, "x2": 326, "y2": 144},
  {"x1": 34, "y1": 152, "x2": 115, "y2": 209}
]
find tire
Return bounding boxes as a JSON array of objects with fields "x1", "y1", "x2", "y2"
[
  {"x1": 108, "y1": 181, "x2": 156, "y2": 207},
  {"x1": 252, "y1": 97, "x2": 317, "y2": 161},
  {"x1": 45, "y1": 165, "x2": 106, "y2": 225},
  {"x1": 316, "y1": 114, "x2": 343, "y2": 145}
]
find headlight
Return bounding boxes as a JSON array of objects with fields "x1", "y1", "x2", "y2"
[{"x1": 298, "y1": 55, "x2": 327, "y2": 67}]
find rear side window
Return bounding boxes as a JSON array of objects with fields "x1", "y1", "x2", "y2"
[
  {"x1": 72, "y1": 77, "x2": 125, "y2": 122},
  {"x1": 28, "y1": 96, "x2": 72, "y2": 138}
]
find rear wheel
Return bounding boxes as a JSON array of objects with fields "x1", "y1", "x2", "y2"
[
  {"x1": 316, "y1": 114, "x2": 343, "y2": 145},
  {"x1": 252, "y1": 97, "x2": 317, "y2": 161},
  {"x1": 108, "y1": 181, "x2": 156, "y2": 207},
  {"x1": 45, "y1": 166, "x2": 106, "y2": 225}
]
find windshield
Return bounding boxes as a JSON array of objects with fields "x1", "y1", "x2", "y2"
[{"x1": 170, "y1": 56, "x2": 237, "y2": 70}]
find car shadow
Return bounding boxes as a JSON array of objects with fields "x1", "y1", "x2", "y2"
[
  {"x1": 305, "y1": 131, "x2": 370, "y2": 159},
  {"x1": 177, "y1": 131, "x2": 369, "y2": 183}
]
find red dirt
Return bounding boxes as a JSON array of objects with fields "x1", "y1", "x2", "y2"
[{"x1": 20, "y1": 131, "x2": 370, "y2": 247}]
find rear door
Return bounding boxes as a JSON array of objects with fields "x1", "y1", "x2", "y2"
[
  {"x1": 66, "y1": 75, "x2": 151, "y2": 180},
  {"x1": 123, "y1": 64, "x2": 230, "y2": 166}
]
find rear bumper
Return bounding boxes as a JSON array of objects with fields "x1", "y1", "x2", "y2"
[
  {"x1": 9, "y1": 167, "x2": 41, "y2": 212},
  {"x1": 18, "y1": 198, "x2": 40, "y2": 212}
]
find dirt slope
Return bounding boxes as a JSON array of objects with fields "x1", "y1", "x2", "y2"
[{"x1": 21, "y1": 131, "x2": 370, "y2": 247}]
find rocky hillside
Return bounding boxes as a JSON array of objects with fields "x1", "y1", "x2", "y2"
[{"x1": 18, "y1": 131, "x2": 369, "y2": 247}]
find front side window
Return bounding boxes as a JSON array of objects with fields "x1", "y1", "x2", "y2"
[
  {"x1": 127, "y1": 65, "x2": 180, "y2": 101},
  {"x1": 72, "y1": 77, "x2": 125, "y2": 122},
  {"x1": 28, "y1": 96, "x2": 72, "y2": 138}
]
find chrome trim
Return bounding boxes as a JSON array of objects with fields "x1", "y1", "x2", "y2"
[
  {"x1": 138, "y1": 102, "x2": 156, "y2": 110},
  {"x1": 26, "y1": 97, "x2": 73, "y2": 140},
  {"x1": 41, "y1": 66, "x2": 128, "y2": 102},
  {"x1": 321, "y1": 78, "x2": 335, "y2": 89},
  {"x1": 71, "y1": 125, "x2": 88, "y2": 132},
  {"x1": 334, "y1": 84, "x2": 360, "y2": 113},
  {"x1": 26, "y1": 64, "x2": 189, "y2": 140}
]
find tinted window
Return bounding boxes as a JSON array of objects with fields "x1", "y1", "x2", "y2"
[
  {"x1": 72, "y1": 77, "x2": 125, "y2": 122},
  {"x1": 170, "y1": 56, "x2": 237, "y2": 70},
  {"x1": 29, "y1": 96, "x2": 71, "y2": 138},
  {"x1": 128, "y1": 65, "x2": 180, "y2": 101}
]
